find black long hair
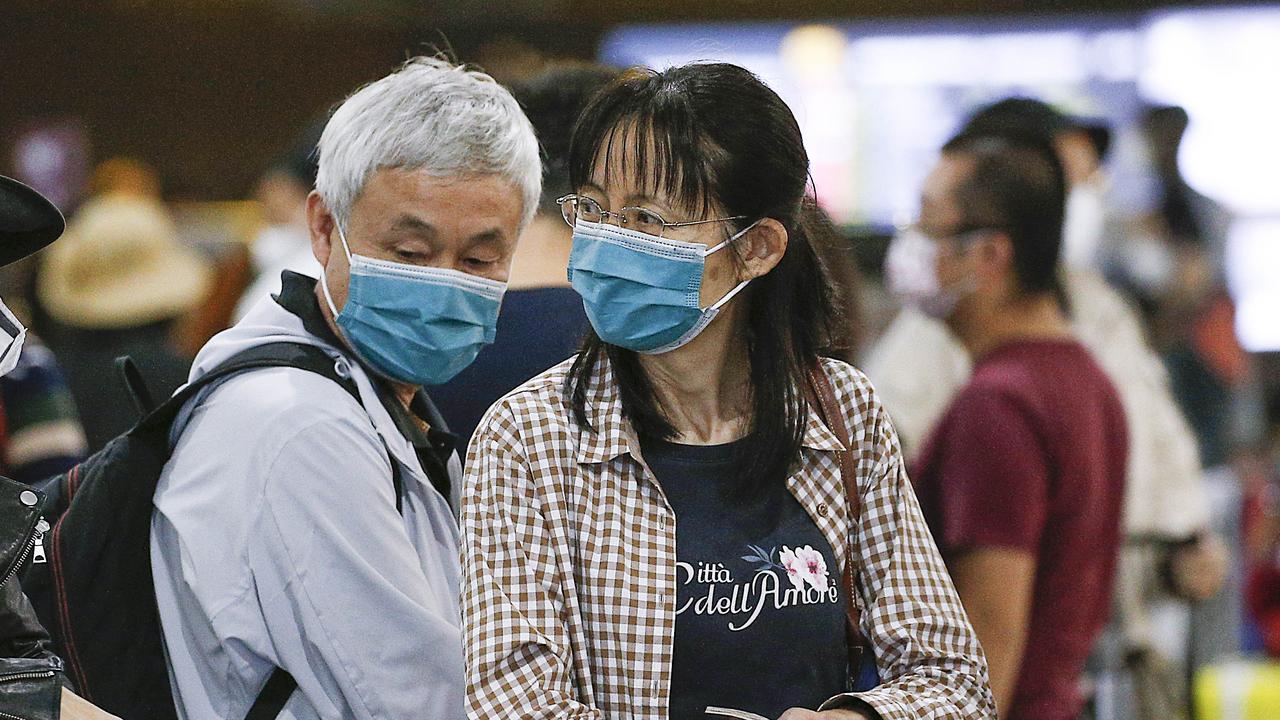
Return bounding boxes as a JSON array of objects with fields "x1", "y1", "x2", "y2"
[{"x1": 565, "y1": 63, "x2": 842, "y2": 494}]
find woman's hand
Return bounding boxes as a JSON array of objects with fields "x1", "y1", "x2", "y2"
[{"x1": 777, "y1": 708, "x2": 873, "y2": 720}]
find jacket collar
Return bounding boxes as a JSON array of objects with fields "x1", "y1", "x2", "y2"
[
  {"x1": 270, "y1": 271, "x2": 457, "y2": 499},
  {"x1": 573, "y1": 354, "x2": 846, "y2": 464}
]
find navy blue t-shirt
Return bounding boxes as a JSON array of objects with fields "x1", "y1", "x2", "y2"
[
  {"x1": 431, "y1": 286, "x2": 587, "y2": 451},
  {"x1": 641, "y1": 436, "x2": 850, "y2": 720}
]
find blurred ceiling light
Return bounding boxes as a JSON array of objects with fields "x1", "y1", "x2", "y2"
[{"x1": 780, "y1": 24, "x2": 848, "y2": 80}]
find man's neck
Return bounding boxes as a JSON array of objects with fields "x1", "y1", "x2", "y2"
[
  {"x1": 949, "y1": 292, "x2": 1074, "y2": 362},
  {"x1": 313, "y1": 283, "x2": 419, "y2": 410}
]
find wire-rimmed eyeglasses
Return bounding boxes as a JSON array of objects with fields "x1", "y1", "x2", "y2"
[{"x1": 556, "y1": 194, "x2": 746, "y2": 238}]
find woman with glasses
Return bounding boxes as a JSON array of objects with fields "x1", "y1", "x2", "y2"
[{"x1": 460, "y1": 63, "x2": 994, "y2": 720}]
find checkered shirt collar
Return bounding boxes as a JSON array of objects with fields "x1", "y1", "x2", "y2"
[{"x1": 573, "y1": 354, "x2": 846, "y2": 465}]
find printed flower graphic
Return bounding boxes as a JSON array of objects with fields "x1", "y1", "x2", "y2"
[
  {"x1": 742, "y1": 543, "x2": 832, "y2": 593},
  {"x1": 778, "y1": 545, "x2": 831, "y2": 592},
  {"x1": 793, "y1": 545, "x2": 830, "y2": 592},
  {"x1": 778, "y1": 546, "x2": 809, "y2": 591}
]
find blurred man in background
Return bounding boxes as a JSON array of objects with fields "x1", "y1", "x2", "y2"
[
  {"x1": 900, "y1": 131, "x2": 1128, "y2": 720},
  {"x1": 430, "y1": 64, "x2": 611, "y2": 450},
  {"x1": 235, "y1": 140, "x2": 324, "y2": 321},
  {"x1": 865, "y1": 97, "x2": 1229, "y2": 717}
]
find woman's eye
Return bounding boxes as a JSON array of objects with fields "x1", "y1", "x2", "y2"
[
  {"x1": 635, "y1": 209, "x2": 665, "y2": 227},
  {"x1": 578, "y1": 198, "x2": 604, "y2": 221},
  {"x1": 465, "y1": 257, "x2": 497, "y2": 268},
  {"x1": 395, "y1": 249, "x2": 424, "y2": 262}
]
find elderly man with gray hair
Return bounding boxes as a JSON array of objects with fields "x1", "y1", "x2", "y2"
[{"x1": 150, "y1": 57, "x2": 539, "y2": 720}]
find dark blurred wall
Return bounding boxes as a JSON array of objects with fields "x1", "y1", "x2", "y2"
[
  {"x1": 0, "y1": 3, "x2": 417, "y2": 201},
  {"x1": 0, "y1": 0, "x2": 1234, "y2": 201}
]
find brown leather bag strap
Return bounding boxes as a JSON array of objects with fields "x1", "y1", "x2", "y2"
[{"x1": 806, "y1": 362, "x2": 869, "y2": 677}]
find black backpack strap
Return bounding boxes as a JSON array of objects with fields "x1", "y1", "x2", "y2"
[
  {"x1": 139, "y1": 342, "x2": 359, "y2": 432},
  {"x1": 116, "y1": 356, "x2": 158, "y2": 418},
  {"x1": 148, "y1": 342, "x2": 406, "y2": 512},
  {"x1": 244, "y1": 667, "x2": 297, "y2": 720}
]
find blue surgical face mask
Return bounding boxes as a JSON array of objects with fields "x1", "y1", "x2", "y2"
[
  {"x1": 321, "y1": 224, "x2": 506, "y2": 386},
  {"x1": 566, "y1": 218, "x2": 761, "y2": 354}
]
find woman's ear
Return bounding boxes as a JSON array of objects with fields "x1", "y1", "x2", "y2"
[{"x1": 739, "y1": 218, "x2": 789, "y2": 280}]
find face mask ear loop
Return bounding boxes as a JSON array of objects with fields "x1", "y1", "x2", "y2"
[
  {"x1": 321, "y1": 219, "x2": 354, "y2": 320},
  {"x1": 707, "y1": 277, "x2": 752, "y2": 312},
  {"x1": 703, "y1": 217, "x2": 765, "y2": 257},
  {"x1": 701, "y1": 218, "x2": 765, "y2": 310},
  {"x1": 334, "y1": 221, "x2": 355, "y2": 262},
  {"x1": 319, "y1": 266, "x2": 343, "y2": 320}
]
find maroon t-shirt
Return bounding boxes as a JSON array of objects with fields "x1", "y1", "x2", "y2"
[{"x1": 912, "y1": 339, "x2": 1127, "y2": 720}]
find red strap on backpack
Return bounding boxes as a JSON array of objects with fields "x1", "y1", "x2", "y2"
[{"x1": 806, "y1": 362, "x2": 870, "y2": 679}]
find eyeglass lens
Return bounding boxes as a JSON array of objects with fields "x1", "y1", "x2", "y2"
[{"x1": 561, "y1": 195, "x2": 669, "y2": 237}]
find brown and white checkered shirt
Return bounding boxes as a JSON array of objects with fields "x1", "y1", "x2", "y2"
[{"x1": 461, "y1": 355, "x2": 994, "y2": 719}]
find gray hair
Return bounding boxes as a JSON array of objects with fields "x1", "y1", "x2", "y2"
[{"x1": 316, "y1": 56, "x2": 541, "y2": 229}]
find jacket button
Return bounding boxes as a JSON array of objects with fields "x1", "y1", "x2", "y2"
[
  {"x1": 18, "y1": 490, "x2": 37, "y2": 507},
  {"x1": 816, "y1": 502, "x2": 829, "y2": 517}
]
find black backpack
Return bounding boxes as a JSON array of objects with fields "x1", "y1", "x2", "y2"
[{"x1": 22, "y1": 342, "x2": 381, "y2": 720}]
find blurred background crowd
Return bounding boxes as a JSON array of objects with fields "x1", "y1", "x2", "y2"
[{"x1": 2, "y1": 0, "x2": 1280, "y2": 717}]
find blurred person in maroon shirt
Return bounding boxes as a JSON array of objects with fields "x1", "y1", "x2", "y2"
[{"x1": 895, "y1": 131, "x2": 1128, "y2": 720}]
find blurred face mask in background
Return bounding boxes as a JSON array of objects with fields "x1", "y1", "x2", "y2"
[
  {"x1": 1062, "y1": 182, "x2": 1106, "y2": 270},
  {"x1": 0, "y1": 298, "x2": 27, "y2": 377},
  {"x1": 884, "y1": 227, "x2": 978, "y2": 320}
]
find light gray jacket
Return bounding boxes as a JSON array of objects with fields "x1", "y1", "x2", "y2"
[{"x1": 150, "y1": 292, "x2": 464, "y2": 720}]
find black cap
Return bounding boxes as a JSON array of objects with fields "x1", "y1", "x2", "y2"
[
  {"x1": 963, "y1": 97, "x2": 1113, "y2": 162},
  {"x1": 0, "y1": 176, "x2": 65, "y2": 266},
  {"x1": 963, "y1": 97, "x2": 1071, "y2": 143}
]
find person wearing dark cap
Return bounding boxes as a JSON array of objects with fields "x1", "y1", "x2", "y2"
[
  {"x1": 0, "y1": 175, "x2": 117, "y2": 720},
  {"x1": 964, "y1": 97, "x2": 1114, "y2": 270},
  {"x1": 0, "y1": 181, "x2": 91, "y2": 486},
  {"x1": 0, "y1": 177, "x2": 65, "y2": 373}
]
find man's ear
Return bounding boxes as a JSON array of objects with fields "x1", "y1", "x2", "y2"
[
  {"x1": 739, "y1": 218, "x2": 789, "y2": 280},
  {"x1": 306, "y1": 191, "x2": 336, "y2": 267},
  {"x1": 972, "y1": 230, "x2": 1015, "y2": 288}
]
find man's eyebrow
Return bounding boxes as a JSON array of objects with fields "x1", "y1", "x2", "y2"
[
  {"x1": 466, "y1": 229, "x2": 506, "y2": 246},
  {"x1": 391, "y1": 215, "x2": 437, "y2": 237}
]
